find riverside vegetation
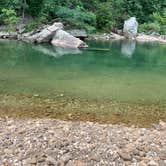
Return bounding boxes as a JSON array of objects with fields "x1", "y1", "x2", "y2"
[{"x1": 0, "y1": 0, "x2": 165, "y2": 34}]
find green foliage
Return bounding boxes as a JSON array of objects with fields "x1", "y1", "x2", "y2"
[
  {"x1": 152, "y1": 10, "x2": 166, "y2": 34},
  {"x1": 1, "y1": 8, "x2": 19, "y2": 31},
  {"x1": 0, "y1": 0, "x2": 166, "y2": 33},
  {"x1": 56, "y1": 7, "x2": 96, "y2": 33},
  {"x1": 139, "y1": 22, "x2": 161, "y2": 33},
  {"x1": 96, "y1": 1, "x2": 115, "y2": 31},
  {"x1": 24, "y1": 20, "x2": 40, "y2": 32},
  {"x1": 139, "y1": 9, "x2": 166, "y2": 34}
]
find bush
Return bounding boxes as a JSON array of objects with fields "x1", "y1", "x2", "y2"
[
  {"x1": 56, "y1": 6, "x2": 96, "y2": 33},
  {"x1": 96, "y1": 1, "x2": 115, "y2": 32},
  {"x1": 1, "y1": 8, "x2": 19, "y2": 31},
  {"x1": 152, "y1": 11, "x2": 166, "y2": 34},
  {"x1": 139, "y1": 9, "x2": 166, "y2": 34},
  {"x1": 139, "y1": 22, "x2": 161, "y2": 33}
]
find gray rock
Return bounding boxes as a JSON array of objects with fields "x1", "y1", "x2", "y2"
[
  {"x1": 158, "y1": 150, "x2": 166, "y2": 160},
  {"x1": 25, "y1": 22, "x2": 63, "y2": 43},
  {"x1": 51, "y1": 29, "x2": 88, "y2": 48},
  {"x1": 0, "y1": 32, "x2": 17, "y2": 39},
  {"x1": 66, "y1": 29, "x2": 88, "y2": 39},
  {"x1": 148, "y1": 160, "x2": 158, "y2": 166},
  {"x1": 59, "y1": 153, "x2": 72, "y2": 165},
  {"x1": 28, "y1": 157, "x2": 37, "y2": 164},
  {"x1": 118, "y1": 150, "x2": 132, "y2": 161},
  {"x1": 46, "y1": 156, "x2": 57, "y2": 165},
  {"x1": 123, "y1": 17, "x2": 138, "y2": 39}
]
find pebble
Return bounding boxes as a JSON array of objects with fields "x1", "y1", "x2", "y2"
[
  {"x1": 118, "y1": 150, "x2": 132, "y2": 161},
  {"x1": 0, "y1": 118, "x2": 165, "y2": 166},
  {"x1": 148, "y1": 160, "x2": 159, "y2": 166}
]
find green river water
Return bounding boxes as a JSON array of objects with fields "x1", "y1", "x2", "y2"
[{"x1": 0, "y1": 39, "x2": 166, "y2": 126}]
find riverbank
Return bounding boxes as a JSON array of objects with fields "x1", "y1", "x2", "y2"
[
  {"x1": 88, "y1": 33, "x2": 166, "y2": 43},
  {"x1": 0, "y1": 28, "x2": 166, "y2": 45},
  {"x1": 0, "y1": 117, "x2": 165, "y2": 166}
]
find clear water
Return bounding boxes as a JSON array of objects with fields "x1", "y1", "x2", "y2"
[
  {"x1": 0, "y1": 39, "x2": 166, "y2": 103},
  {"x1": 0, "y1": 39, "x2": 166, "y2": 126}
]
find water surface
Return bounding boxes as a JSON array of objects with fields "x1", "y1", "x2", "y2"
[{"x1": 0, "y1": 40, "x2": 166, "y2": 126}]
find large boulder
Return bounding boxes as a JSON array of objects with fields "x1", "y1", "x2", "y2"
[
  {"x1": 25, "y1": 22, "x2": 63, "y2": 43},
  {"x1": 123, "y1": 17, "x2": 138, "y2": 39},
  {"x1": 51, "y1": 29, "x2": 88, "y2": 48},
  {"x1": 66, "y1": 29, "x2": 88, "y2": 39}
]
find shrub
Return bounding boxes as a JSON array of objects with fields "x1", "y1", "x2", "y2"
[
  {"x1": 1, "y1": 8, "x2": 19, "y2": 31},
  {"x1": 152, "y1": 10, "x2": 166, "y2": 34},
  {"x1": 139, "y1": 9, "x2": 166, "y2": 34},
  {"x1": 96, "y1": 1, "x2": 115, "y2": 32},
  {"x1": 56, "y1": 6, "x2": 96, "y2": 33},
  {"x1": 139, "y1": 22, "x2": 161, "y2": 33}
]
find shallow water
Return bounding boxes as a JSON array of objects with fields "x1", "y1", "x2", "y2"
[{"x1": 0, "y1": 39, "x2": 166, "y2": 126}]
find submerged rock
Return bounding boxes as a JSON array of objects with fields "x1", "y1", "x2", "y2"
[
  {"x1": 123, "y1": 17, "x2": 138, "y2": 39},
  {"x1": 51, "y1": 29, "x2": 88, "y2": 48}
]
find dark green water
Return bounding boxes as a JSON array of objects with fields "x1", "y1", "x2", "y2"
[{"x1": 0, "y1": 39, "x2": 166, "y2": 103}]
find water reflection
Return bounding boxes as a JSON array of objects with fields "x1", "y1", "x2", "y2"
[
  {"x1": 121, "y1": 40, "x2": 136, "y2": 58},
  {"x1": 33, "y1": 44, "x2": 82, "y2": 58}
]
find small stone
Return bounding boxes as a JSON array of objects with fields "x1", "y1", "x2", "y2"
[
  {"x1": 46, "y1": 156, "x2": 57, "y2": 165},
  {"x1": 139, "y1": 161, "x2": 147, "y2": 166},
  {"x1": 73, "y1": 160, "x2": 86, "y2": 166},
  {"x1": 28, "y1": 157, "x2": 37, "y2": 164},
  {"x1": 89, "y1": 156, "x2": 100, "y2": 162},
  {"x1": 148, "y1": 160, "x2": 158, "y2": 166},
  {"x1": 139, "y1": 151, "x2": 146, "y2": 157},
  {"x1": 38, "y1": 157, "x2": 46, "y2": 163},
  {"x1": 159, "y1": 151, "x2": 166, "y2": 160},
  {"x1": 118, "y1": 150, "x2": 132, "y2": 161},
  {"x1": 59, "y1": 153, "x2": 71, "y2": 165}
]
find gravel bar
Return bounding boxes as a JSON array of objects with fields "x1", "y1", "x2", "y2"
[{"x1": 0, "y1": 118, "x2": 165, "y2": 166}]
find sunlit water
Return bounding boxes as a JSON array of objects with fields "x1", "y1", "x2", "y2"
[{"x1": 0, "y1": 39, "x2": 166, "y2": 126}]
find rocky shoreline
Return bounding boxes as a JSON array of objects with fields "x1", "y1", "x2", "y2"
[
  {"x1": 88, "y1": 33, "x2": 166, "y2": 43},
  {"x1": 0, "y1": 117, "x2": 165, "y2": 166},
  {"x1": 0, "y1": 22, "x2": 88, "y2": 48},
  {"x1": 0, "y1": 21, "x2": 165, "y2": 45}
]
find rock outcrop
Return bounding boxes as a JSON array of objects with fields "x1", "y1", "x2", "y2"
[
  {"x1": 123, "y1": 17, "x2": 138, "y2": 39},
  {"x1": 0, "y1": 22, "x2": 88, "y2": 48},
  {"x1": 51, "y1": 29, "x2": 88, "y2": 48},
  {"x1": 66, "y1": 29, "x2": 88, "y2": 39},
  {"x1": 24, "y1": 22, "x2": 63, "y2": 43}
]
